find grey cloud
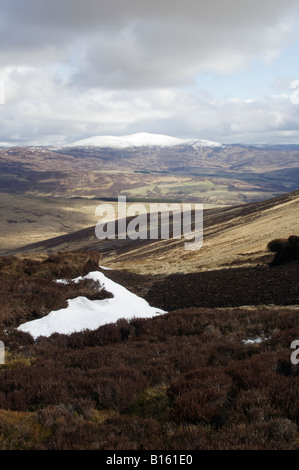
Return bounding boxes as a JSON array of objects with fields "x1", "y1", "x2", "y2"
[
  {"x1": 1, "y1": 76, "x2": 298, "y2": 145},
  {"x1": 1, "y1": 0, "x2": 298, "y2": 88},
  {"x1": 0, "y1": 0, "x2": 298, "y2": 145}
]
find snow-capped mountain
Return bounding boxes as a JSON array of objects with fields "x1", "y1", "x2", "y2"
[{"x1": 64, "y1": 132, "x2": 222, "y2": 149}]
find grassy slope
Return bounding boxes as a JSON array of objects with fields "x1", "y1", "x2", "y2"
[{"x1": 7, "y1": 189, "x2": 299, "y2": 276}]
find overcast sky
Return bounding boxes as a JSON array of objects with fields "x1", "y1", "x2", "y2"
[{"x1": 0, "y1": 0, "x2": 298, "y2": 145}]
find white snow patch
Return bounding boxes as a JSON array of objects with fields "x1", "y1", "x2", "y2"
[
  {"x1": 242, "y1": 334, "x2": 271, "y2": 345},
  {"x1": 63, "y1": 132, "x2": 221, "y2": 149},
  {"x1": 242, "y1": 337, "x2": 264, "y2": 345},
  {"x1": 17, "y1": 271, "x2": 166, "y2": 339}
]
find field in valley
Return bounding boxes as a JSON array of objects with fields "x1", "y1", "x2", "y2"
[{"x1": 1, "y1": 144, "x2": 298, "y2": 205}]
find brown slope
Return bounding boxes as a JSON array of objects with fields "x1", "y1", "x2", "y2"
[
  {"x1": 6, "y1": 189, "x2": 299, "y2": 275},
  {"x1": 99, "y1": 188, "x2": 299, "y2": 274}
]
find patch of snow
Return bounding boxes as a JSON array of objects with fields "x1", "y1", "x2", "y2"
[
  {"x1": 242, "y1": 334, "x2": 271, "y2": 345},
  {"x1": 17, "y1": 271, "x2": 166, "y2": 339},
  {"x1": 242, "y1": 337, "x2": 263, "y2": 344},
  {"x1": 63, "y1": 132, "x2": 222, "y2": 149},
  {"x1": 188, "y1": 138, "x2": 222, "y2": 148},
  {"x1": 99, "y1": 265, "x2": 113, "y2": 270}
]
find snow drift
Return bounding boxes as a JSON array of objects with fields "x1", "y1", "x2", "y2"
[{"x1": 17, "y1": 270, "x2": 166, "y2": 339}]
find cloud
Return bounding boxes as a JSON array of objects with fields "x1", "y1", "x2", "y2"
[
  {"x1": 1, "y1": 74, "x2": 298, "y2": 145},
  {"x1": 2, "y1": 0, "x2": 297, "y2": 86},
  {"x1": 0, "y1": 0, "x2": 298, "y2": 144}
]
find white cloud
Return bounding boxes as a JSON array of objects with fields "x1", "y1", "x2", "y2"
[
  {"x1": 1, "y1": 75, "x2": 298, "y2": 145},
  {"x1": 0, "y1": 0, "x2": 298, "y2": 144}
]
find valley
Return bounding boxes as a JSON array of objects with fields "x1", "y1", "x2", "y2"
[
  {"x1": 4, "y1": 189, "x2": 299, "y2": 276},
  {"x1": 0, "y1": 139, "x2": 298, "y2": 263},
  {"x1": 0, "y1": 138, "x2": 298, "y2": 451},
  {"x1": 0, "y1": 142, "x2": 298, "y2": 206}
]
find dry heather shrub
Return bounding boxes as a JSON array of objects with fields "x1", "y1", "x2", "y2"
[
  {"x1": 0, "y1": 409, "x2": 46, "y2": 450},
  {"x1": 216, "y1": 418, "x2": 297, "y2": 450},
  {"x1": 267, "y1": 235, "x2": 299, "y2": 266},
  {"x1": 0, "y1": 366, "x2": 70, "y2": 411},
  {"x1": 228, "y1": 389, "x2": 275, "y2": 424},
  {"x1": 37, "y1": 405, "x2": 99, "y2": 450},
  {"x1": 0, "y1": 363, "x2": 149, "y2": 415},
  {"x1": 225, "y1": 352, "x2": 280, "y2": 391},
  {"x1": 67, "y1": 322, "x2": 123, "y2": 349},
  {"x1": 167, "y1": 424, "x2": 213, "y2": 450},
  {"x1": 269, "y1": 376, "x2": 299, "y2": 423},
  {"x1": 0, "y1": 329, "x2": 34, "y2": 351},
  {"x1": 226, "y1": 352, "x2": 299, "y2": 424},
  {"x1": 92, "y1": 368, "x2": 149, "y2": 412},
  {"x1": 267, "y1": 328, "x2": 299, "y2": 352},
  {"x1": 0, "y1": 276, "x2": 111, "y2": 328},
  {"x1": 264, "y1": 418, "x2": 297, "y2": 444},
  {"x1": 97, "y1": 416, "x2": 163, "y2": 450},
  {"x1": 131, "y1": 385, "x2": 171, "y2": 421},
  {"x1": 0, "y1": 251, "x2": 101, "y2": 280},
  {"x1": 167, "y1": 367, "x2": 232, "y2": 425},
  {"x1": 40, "y1": 251, "x2": 101, "y2": 278}
]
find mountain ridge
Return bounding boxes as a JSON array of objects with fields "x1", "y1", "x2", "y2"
[{"x1": 62, "y1": 132, "x2": 222, "y2": 149}]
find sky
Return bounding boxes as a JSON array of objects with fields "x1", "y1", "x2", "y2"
[{"x1": 0, "y1": 0, "x2": 298, "y2": 146}]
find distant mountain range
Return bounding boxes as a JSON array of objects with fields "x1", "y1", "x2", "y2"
[
  {"x1": 63, "y1": 132, "x2": 222, "y2": 149},
  {"x1": 61, "y1": 132, "x2": 299, "y2": 150},
  {"x1": 0, "y1": 135, "x2": 298, "y2": 205},
  {"x1": 1, "y1": 132, "x2": 298, "y2": 150}
]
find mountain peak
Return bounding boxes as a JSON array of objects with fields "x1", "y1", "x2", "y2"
[{"x1": 64, "y1": 132, "x2": 222, "y2": 149}]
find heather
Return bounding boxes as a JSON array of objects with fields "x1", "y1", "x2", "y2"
[{"x1": 0, "y1": 253, "x2": 298, "y2": 449}]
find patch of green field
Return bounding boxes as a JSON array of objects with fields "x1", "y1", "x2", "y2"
[
  {"x1": 123, "y1": 179, "x2": 217, "y2": 197},
  {"x1": 121, "y1": 175, "x2": 282, "y2": 206}
]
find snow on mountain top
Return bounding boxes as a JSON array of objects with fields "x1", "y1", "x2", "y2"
[
  {"x1": 17, "y1": 271, "x2": 166, "y2": 339},
  {"x1": 123, "y1": 132, "x2": 185, "y2": 147},
  {"x1": 189, "y1": 139, "x2": 223, "y2": 148},
  {"x1": 67, "y1": 132, "x2": 185, "y2": 148},
  {"x1": 64, "y1": 132, "x2": 221, "y2": 149}
]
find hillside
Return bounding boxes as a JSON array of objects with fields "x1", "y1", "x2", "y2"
[
  {"x1": 0, "y1": 190, "x2": 298, "y2": 451},
  {"x1": 0, "y1": 193, "x2": 101, "y2": 254},
  {"x1": 0, "y1": 251, "x2": 298, "y2": 450},
  {"x1": 7, "y1": 189, "x2": 299, "y2": 275},
  {"x1": 0, "y1": 153, "x2": 298, "y2": 452},
  {"x1": 0, "y1": 141, "x2": 298, "y2": 205}
]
